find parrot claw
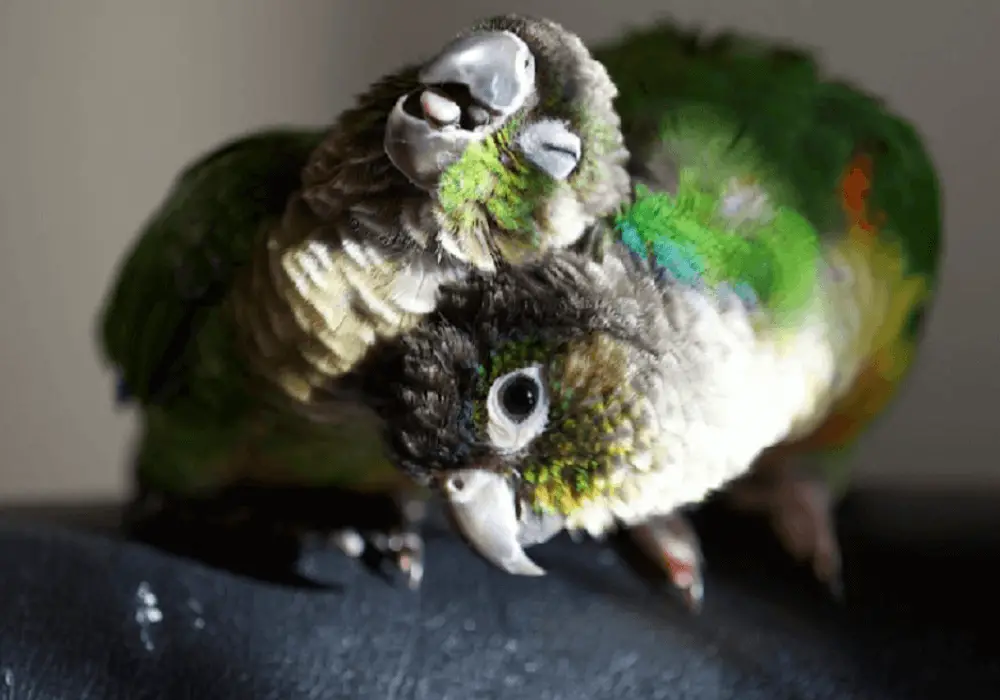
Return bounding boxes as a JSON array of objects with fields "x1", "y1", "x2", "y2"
[
  {"x1": 372, "y1": 530, "x2": 426, "y2": 590},
  {"x1": 327, "y1": 527, "x2": 426, "y2": 590},
  {"x1": 826, "y1": 572, "x2": 845, "y2": 603},
  {"x1": 629, "y1": 512, "x2": 706, "y2": 612},
  {"x1": 326, "y1": 493, "x2": 428, "y2": 590},
  {"x1": 728, "y1": 469, "x2": 844, "y2": 599},
  {"x1": 329, "y1": 528, "x2": 367, "y2": 559}
]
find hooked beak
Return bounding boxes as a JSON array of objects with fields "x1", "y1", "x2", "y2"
[
  {"x1": 441, "y1": 469, "x2": 563, "y2": 577},
  {"x1": 515, "y1": 119, "x2": 582, "y2": 181},
  {"x1": 419, "y1": 32, "x2": 536, "y2": 115},
  {"x1": 384, "y1": 31, "x2": 536, "y2": 190}
]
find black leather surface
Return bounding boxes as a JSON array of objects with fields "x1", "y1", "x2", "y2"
[{"x1": 1, "y1": 493, "x2": 998, "y2": 700}]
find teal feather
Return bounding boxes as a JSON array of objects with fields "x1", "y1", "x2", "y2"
[{"x1": 613, "y1": 183, "x2": 820, "y2": 323}]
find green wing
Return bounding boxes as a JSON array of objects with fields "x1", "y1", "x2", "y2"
[
  {"x1": 98, "y1": 128, "x2": 324, "y2": 409},
  {"x1": 593, "y1": 23, "x2": 942, "y2": 299}
]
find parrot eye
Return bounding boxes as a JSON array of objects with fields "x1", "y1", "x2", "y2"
[
  {"x1": 485, "y1": 365, "x2": 550, "y2": 453},
  {"x1": 500, "y1": 374, "x2": 540, "y2": 422}
]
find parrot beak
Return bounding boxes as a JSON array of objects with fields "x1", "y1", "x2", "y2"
[
  {"x1": 417, "y1": 32, "x2": 536, "y2": 117},
  {"x1": 384, "y1": 31, "x2": 536, "y2": 190},
  {"x1": 441, "y1": 469, "x2": 551, "y2": 577},
  {"x1": 515, "y1": 119, "x2": 582, "y2": 181}
]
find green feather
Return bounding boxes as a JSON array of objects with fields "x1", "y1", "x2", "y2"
[
  {"x1": 98, "y1": 128, "x2": 325, "y2": 493},
  {"x1": 592, "y1": 22, "x2": 944, "y2": 491},
  {"x1": 437, "y1": 118, "x2": 554, "y2": 248},
  {"x1": 100, "y1": 128, "x2": 323, "y2": 408},
  {"x1": 473, "y1": 336, "x2": 637, "y2": 515},
  {"x1": 593, "y1": 22, "x2": 943, "y2": 336},
  {"x1": 135, "y1": 403, "x2": 400, "y2": 496},
  {"x1": 616, "y1": 179, "x2": 822, "y2": 324}
]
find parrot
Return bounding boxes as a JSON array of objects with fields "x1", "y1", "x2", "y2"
[
  {"x1": 98, "y1": 14, "x2": 631, "y2": 588},
  {"x1": 583, "y1": 21, "x2": 942, "y2": 608},
  {"x1": 352, "y1": 22, "x2": 942, "y2": 609}
]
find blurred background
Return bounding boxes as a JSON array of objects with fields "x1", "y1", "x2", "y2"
[{"x1": 0, "y1": 0, "x2": 996, "y2": 503}]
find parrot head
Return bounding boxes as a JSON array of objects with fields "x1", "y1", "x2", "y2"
[
  {"x1": 386, "y1": 14, "x2": 631, "y2": 267},
  {"x1": 302, "y1": 14, "x2": 630, "y2": 271},
  {"x1": 356, "y1": 251, "x2": 678, "y2": 577}
]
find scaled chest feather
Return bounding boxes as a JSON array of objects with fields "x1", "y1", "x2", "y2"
[
  {"x1": 231, "y1": 196, "x2": 467, "y2": 405},
  {"x1": 564, "y1": 264, "x2": 840, "y2": 538},
  {"x1": 560, "y1": 176, "x2": 888, "y2": 536}
]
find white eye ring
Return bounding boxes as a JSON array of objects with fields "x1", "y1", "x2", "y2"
[{"x1": 485, "y1": 364, "x2": 549, "y2": 454}]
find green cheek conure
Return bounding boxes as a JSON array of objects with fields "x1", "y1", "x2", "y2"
[{"x1": 97, "y1": 14, "x2": 631, "y2": 588}]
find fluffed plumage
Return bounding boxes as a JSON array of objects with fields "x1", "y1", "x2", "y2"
[{"x1": 589, "y1": 21, "x2": 942, "y2": 605}]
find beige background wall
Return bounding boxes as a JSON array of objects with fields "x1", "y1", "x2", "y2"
[{"x1": 1, "y1": 0, "x2": 996, "y2": 502}]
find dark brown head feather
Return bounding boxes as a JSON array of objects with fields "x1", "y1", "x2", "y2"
[
  {"x1": 299, "y1": 68, "x2": 423, "y2": 220},
  {"x1": 354, "y1": 251, "x2": 650, "y2": 480}
]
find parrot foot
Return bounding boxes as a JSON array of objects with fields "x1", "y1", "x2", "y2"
[
  {"x1": 328, "y1": 528, "x2": 425, "y2": 590},
  {"x1": 728, "y1": 471, "x2": 843, "y2": 599},
  {"x1": 371, "y1": 530, "x2": 425, "y2": 590},
  {"x1": 327, "y1": 495, "x2": 427, "y2": 590},
  {"x1": 629, "y1": 512, "x2": 705, "y2": 612}
]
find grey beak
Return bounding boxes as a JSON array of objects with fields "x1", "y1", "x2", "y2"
[
  {"x1": 384, "y1": 31, "x2": 536, "y2": 190},
  {"x1": 516, "y1": 119, "x2": 582, "y2": 181},
  {"x1": 442, "y1": 469, "x2": 547, "y2": 577},
  {"x1": 419, "y1": 31, "x2": 536, "y2": 115}
]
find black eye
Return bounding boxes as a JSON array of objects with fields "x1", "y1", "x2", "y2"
[{"x1": 499, "y1": 374, "x2": 540, "y2": 423}]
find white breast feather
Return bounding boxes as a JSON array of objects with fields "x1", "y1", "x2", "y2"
[
  {"x1": 565, "y1": 284, "x2": 840, "y2": 538},
  {"x1": 540, "y1": 186, "x2": 589, "y2": 249}
]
